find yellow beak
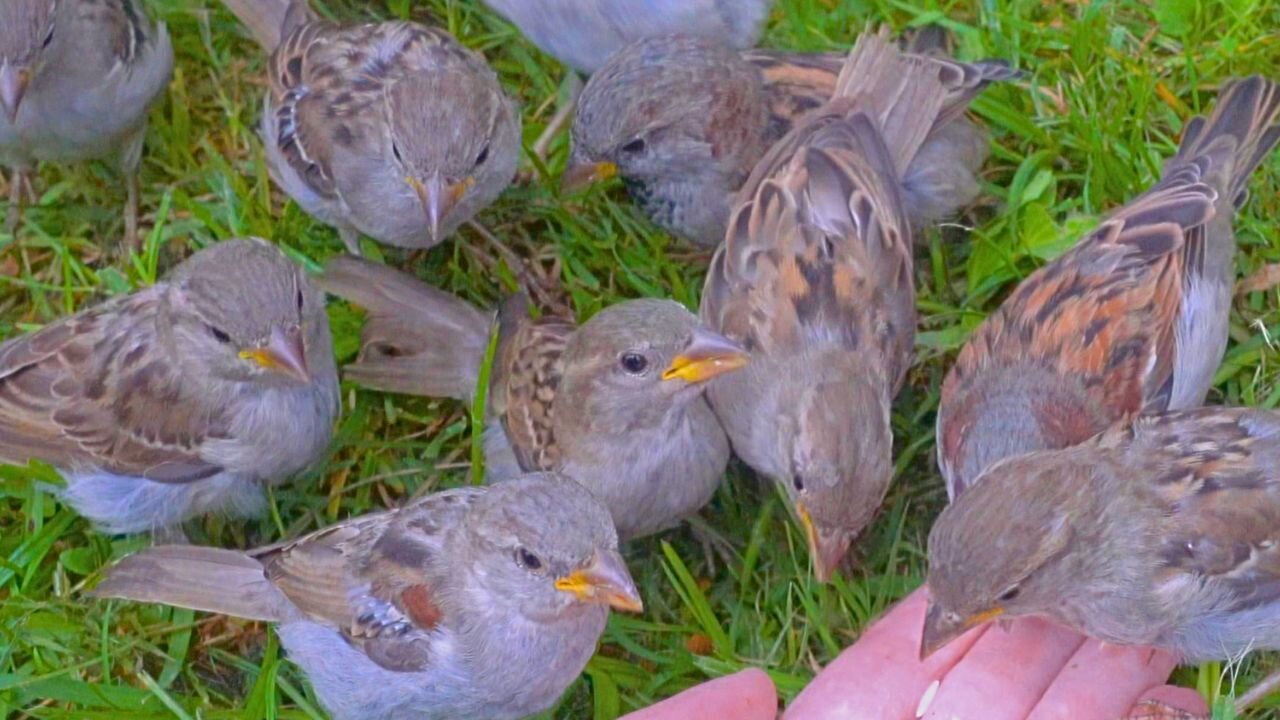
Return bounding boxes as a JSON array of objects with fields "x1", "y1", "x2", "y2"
[
  {"x1": 560, "y1": 160, "x2": 618, "y2": 194},
  {"x1": 554, "y1": 548, "x2": 643, "y2": 613},
  {"x1": 797, "y1": 501, "x2": 853, "y2": 583},
  {"x1": 406, "y1": 173, "x2": 474, "y2": 241},
  {"x1": 0, "y1": 63, "x2": 30, "y2": 122},
  {"x1": 661, "y1": 327, "x2": 749, "y2": 384},
  {"x1": 919, "y1": 600, "x2": 1004, "y2": 659},
  {"x1": 238, "y1": 325, "x2": 309, "y2": 383}
]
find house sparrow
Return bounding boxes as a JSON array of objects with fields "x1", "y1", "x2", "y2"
[
  {"x1": 564, "y1": 33, "x2": 1017, "y2": 247},
  {"x1": 220, "y1": 0, "x2": 520, "y2": 254},
  {"x1": 318, "y1": 256, "x2": 748, "y2": 541},
  {"x1": 937, "y1": 75, "x2": 1280, "y2": 499},
  {"x1": 923, "y1": 406, "x2": 1280, "y2": 671},
  {"x1": 0, "y1": 238, "x2": 339, "y2": 534},
  {"x1": 93, "y1": 471, "x2": 643, "y2": 720},
  {"x1": 700, "y1": 29, "x2": 991, "y2": 581},
  {"x1": 0, "y1": 0, "x2": 173, "y2": 249},
  {"x1": 480, "y1": 0, "x2": 772, "y2": 75}
]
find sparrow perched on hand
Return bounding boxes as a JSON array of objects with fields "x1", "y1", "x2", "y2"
[
  {"x1": 700, "y1": 30, "x2": 999, "y2": 581},
  {"x1": 0, "y1": 0, "x2": 173, "y2": 248},
  {"x1": 937, "y1": 75, "x2": 1280, "y2": 499},
  {"x1": 319, "y1": 256, "x2": 748, "y2": 541},
  {"x1": 221, "y1": 0, "x2": 520, "y2": 254},
  {"x1": 481, "y1": 0, "x2": 772, "y2": 75},
  {"x1": 93, "y1": 472, "x2": 642, "y2": 720},
  {"x1": 923, "y1": 406, "x2": 1280, "y2": 672},
  {"x1": 0, "y1": 238, "x2": 339, "y2": 534},
  {"x1": 564, "y1": 32, "x2": 1017, "y2": 247}
]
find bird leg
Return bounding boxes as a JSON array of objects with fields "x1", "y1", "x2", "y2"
[
  {"x1": 338, "y1": 225, "x2": 364, "y2": 256},
  {"x1": 5, "y1": 165, "x2": 32, "y2": 237},
  {"x1": 150, "y1": 523, "x2": 191, "y2": 546},
  {"x1": 122, "y1": 170, "x2": 141, "y2": 254},
  {"x1": 686, "y1": 515, "x2": 739, "y2": 576},
  {"x1": 531, "y1": 72, "x2": 584, "y2": 166}
]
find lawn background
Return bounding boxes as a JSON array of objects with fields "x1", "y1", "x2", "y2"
[{"x1": 2, "y1": 0, "x2": 1279, "y2": 718}]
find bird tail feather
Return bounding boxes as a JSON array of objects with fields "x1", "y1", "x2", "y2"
[
  {"x1": 91, "y1": 546, "x2": 291, "y2": 622},
  {"x1": 317, "y1": 257, "x2": 491, "y2": 400},
  {"x1": 1168, "y1": 75, "x2": 1280, "y2": 208},
  {"x1": 220, "y1": 0, "x2": 311, "y2": 50}
]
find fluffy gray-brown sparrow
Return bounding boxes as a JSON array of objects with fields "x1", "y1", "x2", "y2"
[
  {"x1": 0, "y1": 238, "x2": 339, "y2": 534},
  {"x1": 221, "y1": 0, "x2": 520, "y2": 254},
  {"x1": 923, "y1": 406, "x2": 1280, "y2": 675},
  {"x1": 93, "y1": 471, "x2": 642, "y2": 720},
  {"x1": 0, "y1": 0, "x2": 173, "y2": 248},
  {"x1": 700, "y1": 29, "x2": 998, "y2": 581},
  {"x1": 937, "y1": 75, "x2": 1280, "y2": 499},
  {"x1": 481, "y1": 0, "x2": 772, "y2": 74},
  {"x1": 564, "y1": 32, "x2": 1017, "y2": 247},
  {"x1": 318, "y1": 256, "x2": 748, "y2": 541}
]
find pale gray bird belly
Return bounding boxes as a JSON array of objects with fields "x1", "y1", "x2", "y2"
[
  {"x1": 1166, "y1": 602, "x2": 1280, "y2": 662},
  {"x1": 559, "y1": 399, "x2": 729, "y2": 540},
  {"x1": 277, "y1": 605, "x2": 605, "y2": 720},
  {"x1": 58, "y1": 380, "x2": 338, "y2": 534}
]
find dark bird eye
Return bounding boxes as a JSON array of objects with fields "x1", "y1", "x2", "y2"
[
  {"x1": 998, "y1": 585, "x2": 1021, "y2": 602},
  {"x1": 514, "y1": 547, "x2": 542, "y2": 571},
  {"x1": 207, "y1": 325, "x2": 232, "y2": 344},
  {"x1": 391, "y1": 142, "x2": 403, "y2": 163},
  {"x1": 475, "y1": 143, "x2": 490, "y2": 166},
  {"x1": 619, "y1": 352, "x2": 648, "y2": 375},
  {"x1": 42, "y1": 26, "x2": 55, "y2": 49},
  {"x1": 296, "y1": 288, "x2": 305, "y2": 311},
  {"x1": 620, "y1": 137, "x2": 646, "y2": 154},
  {"x1": 793, "y1": 475, "x2": 805, "y2": 491}
]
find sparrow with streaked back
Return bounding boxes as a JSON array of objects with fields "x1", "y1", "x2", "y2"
[
  {"x1": 702, "y1": 29, "x2": 998, "y2": 581},
  {"x1": 319, "y1": 257, "x2": 748, "y2": 541},
  {"x1": 564, "y1": 32, "x2": 1018, "y2": 247},
  {"x1": 220, "y1": 0, "x2": 520, "y2": 254},
  {"x1": 94, "y1": 471, "x2": 642, "y2": 720},
  {"x1": 0, "y1": 238, "x2": 339, "y2": 534},
  {"x1": 937, "y1": 75, "x2": 1280, "y2": 499}
]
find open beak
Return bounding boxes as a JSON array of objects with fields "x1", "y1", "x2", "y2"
[
  {"x1": 407, "y1": 173, "x2": 473, "y2": 241},
  {"x1": 560, "y1": 160, "x2": 617, "y2": 194},
  {"x1": 239, "y1": 324, "x2": 310, "y2": 383},
  {"x1": 797, "y1": 502, "x2": 853, "y2": 583},
  {"x1": 919, "y1": 600, "x2": 1004, "y2": 660},
  {"x1": 0, "y1": 63, "x2": 30, "y2": 123},
  {"x1": 661, "y1": 327, "x2": 749, "y2": 384},
  {"x1": 554, "y1": 548, "x2": 643, "y2": 613}
]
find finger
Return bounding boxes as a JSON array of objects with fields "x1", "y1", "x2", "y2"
[
  {"x1": 1027, "y1": 642, "x2": 1179, "y2": 720},
  {"x1": 784, "y1": 586, "x2": 988, "y2": 720},
  {"x1": 922, "y1": 617, "x2": 1085, "y2": 720},
  {"x1": 1126, "y1": 685, "x2": 1209, "y2": 719},
  {"x1": 620, "y1": 668, "x2": 777, "y2": 720}
]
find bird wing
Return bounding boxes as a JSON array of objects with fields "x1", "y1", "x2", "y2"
[
  {"x1": 491, "y1": 295, "x2": 574, "y2": 473},
  {"x1": 254, "y1": 487, "x2": 483, "y2": 673},
  {"x1": 1126, "y1": 409, "x2": 1280, "y2": 613},
  {"x1": 703, "y1": 32, "x2": 924, "y2": 386},
  {"x1": 0, "y1": 291, "x2": 227, "y2": 483},
  {"x1": 944, "y1": 174, "x2": 1217, "y2": 428}
]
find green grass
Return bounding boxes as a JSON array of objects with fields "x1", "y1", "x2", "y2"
[{"x1": 2, "y1": 0, "x2": 1279, "y2": 717}]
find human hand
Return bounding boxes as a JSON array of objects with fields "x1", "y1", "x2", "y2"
[{"x1": 782, "y1": 587, "x2": 1208, "y2": 720}]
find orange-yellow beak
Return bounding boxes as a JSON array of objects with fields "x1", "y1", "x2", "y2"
[
  {"x1": 560, "y1": 160, "x2": 617, "y2": 194},
  {"x1": 554, "y1": 549, "x2": 643, "y2": 613},
  {"x1": 797, "y1": 501, "x2": 853, "y2": 584},
  {"x1": 661, "y1": 327, "x2": 749, "y2": 384},
  {"x1": 919, "y1": 600, "x2": 1004, "y2": 659},
  {"x1": 239, "y1": 325, "x2": 309, "y2": 383},
  {"x1": 406, "y1": 173, "x2": 474, "y2": 241},
  {"x1": 0, "y1": 63, "x2": 30, "y2": 122}
]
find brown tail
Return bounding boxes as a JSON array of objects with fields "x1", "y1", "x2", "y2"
[
  {"x1": 91, "y1": 546, "x2": 291, "y2": 622},
  {"x1": 1168, "y1": 75, "x2": 1280, "y2": 207},
  {"x1": 220, "y1": 0, "x2": 312, "y2": 50},
  {"x1": 317, "y1": 256, "x2": 491, "y2": 400}
]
